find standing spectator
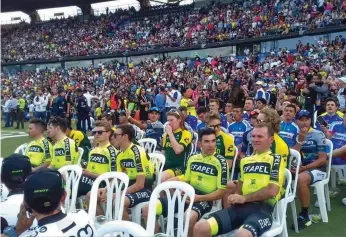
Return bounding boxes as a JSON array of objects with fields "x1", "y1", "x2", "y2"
[
  {"x1": 8, "y1": 94, "x2": 18, "y2": 128},
  {"x1": 155, "y1": 86, "x2": 166, "y2": 123},
  {"x1": 336, "y1": 76, "x2": 346, "y2": 112},
  {"x1": 254, "y1": 81, "x2": 266, "y2": 100},
  {"x1": 50, "y1": 88, "x2": 67, "y2": 118},
  {"x1": 2, "y1": 95, "x2": 10, "y2": 128},
  {"x1": 138, "y1": 88, "x2": 150, "y2": 122},
  {"x1": 180, "y1": 87, "x2": 197, "y2": 117},
  {"x1": 83, "y1": 89, "x2": 94, "y2": 130},
  {"x1": 165, "y1": 83, "x2": 180, "y2": 112},
  {"x1": 76, "y1": 88, "x2": 91, "y2": 132},
  {"x1": 33, "y1": 89, "x2": 48, "y2": 121},
  {"x1": 15, "y1": 94, "x2": 26, "y2": 129}
]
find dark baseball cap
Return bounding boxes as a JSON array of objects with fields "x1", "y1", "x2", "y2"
[
  {"x1": 296, "y1": 110, "x2": 311, "y2": 120},
  {"x1": 1, "y1": 154, "x2": 32, "y2": 185},
  {"x1": 24, "y1": 169, "x2": 64, "y2": 213}
]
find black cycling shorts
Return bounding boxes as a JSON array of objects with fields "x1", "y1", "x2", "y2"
[
  {"x1": 209, "y1": 202, "x2": 273, "y2": 237},
  {"x1": 77, "y1": 175, "x2": 95, "y2": 197},
  {"x1": 158, "y1": 197, "x2": 212, "y2": 220},
  {"x1": 125, "y1": 188, "x2": 152, "y2": 208}
]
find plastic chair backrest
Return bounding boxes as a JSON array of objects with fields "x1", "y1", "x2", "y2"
[
  {"x1": 88, "y1": 172, "x2": 129, "y2": 222},
  {"x1": 58, "y1": 165, "x2": 83, "y2": 213},
  {"x1": 188, "y1": 132, "x2": 198, "y2": 156},
  {"x1": 270, "y1": 169, "x2": 292, "y2": 234},
  {"x1": 138, "y1": 138, "x2": 157, "y2": 153},
  {"x1": 146, "y1": 181, "x2": 195, "y2": 237},
  {"x1": 325, "y1": 139, "x2": 333, "y2": 182},
  {"x1": 136, "y1": 129, "x2": 145, "y2": 140},
  {"x1": 288, "y1": 149, "x2": 301, "y2": 197},
  {"x1": 14, "y1": 143, "x2": 28, "y2": 155},
  {"x1": 77, "y1": 147, "x2": 84, "y2": 165},
  {"x1": 148, "y1": 153, "x2": 165, "y2": 187},
  {"x1": 313, "y1": 110, "x2": 318, "y2": 128},
  {"x1": 230, "y1": 146, "x2": 238, "y2": 181},
  {"x1": 97, "y1": 220, "x2": 149, "y2": 237}
]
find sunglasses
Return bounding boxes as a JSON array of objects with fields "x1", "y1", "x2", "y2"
[
  {"x1": 168, "y1": 109, "x2": 181, "y2": 117},
  {"x1": 256, "y1": 119, "x2": 267, "y2": 124},
  {"x1": 208, "y1": 124, "x2": 221, "y2": 129},
  {"x1": 92, "y1": 130, "x2": 108, "y2": 135}
]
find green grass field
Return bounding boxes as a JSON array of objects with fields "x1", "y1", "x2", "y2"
[{"x1": 1, "y1": 123, "x2": 346, "y2": 236}]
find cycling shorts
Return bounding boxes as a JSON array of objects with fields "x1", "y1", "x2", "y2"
[
  {"x1": 208, "y1": 202, "x2": 273, "y2": 237},
  {"x1": 307, "y1": 169, "x2": 327, "y2": 184},
  {"x1": 125, "y1": 188, "x2": 152, "y2": 208}
]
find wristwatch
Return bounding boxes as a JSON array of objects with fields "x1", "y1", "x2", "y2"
[{"x1": 3, "y1": 226, "x2": 18, "y2": 237}]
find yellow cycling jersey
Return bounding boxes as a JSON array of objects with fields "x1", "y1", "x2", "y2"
[
  {"x1": 25, "y1": 137, "x2": 53, "y2": 167},
  {"x1": 216, "y1": 131, "x2": 235, "y2": 160},
  {"x1": 272, "y1": 133, "x2": 289, "y2": 168},
  {"x1": 183, "y1": 152, "x2": 229, "y2": 194},
  {"x1": 240, "y1": 151, "x2": 285, "y2": 206},
  {"x1": 86, "y1": 143, "x2": 118, "y2": 175},
  {"x1": 116, "y1": 143, "x2": 154, "y2": 187},
  {"x1": 180, "y1": 98, "x2": 197, "y2": 116},
  {"x1": 162, "y1": 128, "x2": 192, "y2": 169},
  {"x1": 50, "y1": 137, "x2": 79, "y2": 169}
]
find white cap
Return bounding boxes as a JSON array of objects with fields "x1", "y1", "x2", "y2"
[
  {"x1": 255, "y1": 81, "x2": 264, "y2": 85},
  {"x1": 337, "y1": 76, "x2": 346, "y2": 84}
]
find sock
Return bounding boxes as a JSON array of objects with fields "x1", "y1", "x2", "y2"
[{"x1": 300, "y1": 207, "x2": 309, "y2": 218}]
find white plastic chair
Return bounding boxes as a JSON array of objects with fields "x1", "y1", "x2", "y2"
[
  {"x1": 97, "y1": 220, "x2": 149, "y2": 237},
  {"x1": 130, "y1": 153, "x2": 165, "y2": 225},
  {"x1": 285, "y1": 149, "x2": 301, "y2": 234},
  {"x1": 313, "y1": 110, "x2": 318, "y2": 128},
  {"x1": 310, "y1": 139, "x2": 333, "y2": 222},
  {"x1": 136, "y1": 129, "x2": 145, "y2": 140},
  {"x1": 229, "y1": 169, "x2": 292, "y2": 237},
  {"x1": 88, "y1": 136, "x2": 94, "y2": 145},
  {"x1": 230, "y1": 147, "x2": 238, "y2": 181},
  {"x1": 189, "y1": 131, "x2": 198, "y2": 157},
  {"x1": 331, "y1": 164, "x2": 346, "y2": 189},
  {"x1": 14, "y1": 143, "x2": 28, "y2": 154},
  {"x1": 138, "y1": 138, "x2": 157, "y2": 153},
  {"x1": 58, "y1": 165, "x2": 83, "y2": 213},
  {"x1": 77, "y1": 147, "x2": 84, "y2": 166},
  {"x1": 88, "y1": 172, "x2": 129, "y2": 225},
  {"x1": 146, "y1": 181, "x2": 195, "y2": 237}
]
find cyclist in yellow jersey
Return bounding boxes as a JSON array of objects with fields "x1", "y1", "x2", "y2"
[
  {"x1": 206, "y1": 113, "x2": 235, "y2": 168},
  {"x1": 46, "y1": 117, "x2": 79, "y2": 170},
  {"x1": 97, "y1": 125, "x2": 154, "y2": 220},
  {"x1": 66, "y1": 121, "x2": 91, "y2": 168},
  {"x1": 194, "y1": 124, "x2": 285, "y2": 237},
  {"x1": 143, "y1": 128, "x2": 228, "y2": 236},
  {"x1": 80, "y1": 121, "x2": 117, "y2": 196},
  {"x1": 161, "y1": 109, "x2": 192, "y2": 182},
  {"x1": 26, "y1": 119, "x2": 53, "y2": 171}
]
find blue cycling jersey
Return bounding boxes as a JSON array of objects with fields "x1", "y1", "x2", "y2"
[
  {"x1": 185, "y1": 115, "x2": 198, "y2": 132},
  {"x1": 242, "y1": 112, "x2": 251, "y2": 121},
  {"x1": 279, "y1": 121, "x2": 299, "y2": 147},
  {"x1": 316, "y1": 114, "x2": 343, "y2": 131},
  {"x1": 220, "y1": 113, "x2": 228, "y2": 129},
  {"x1": 240, "y1": 128, "x2": 254, "y2": 156},
  {"x1": 228, "y1": 120, "x2": 252, "y2": 147},
  {"x1": 329, "y1": 122, "x2": 346, "y2": 165},
  {"x1": 300, "y1": 128, "x2": 327, "y2": 169},
  {"x1": 146, "y1": 120, "x2": 164, "y2": 150},
  {"x1": 197, "y1": 121, "x2": 206, "y2": 131}
]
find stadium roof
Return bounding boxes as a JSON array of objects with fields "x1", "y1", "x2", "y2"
[{"x1": 1, "y1": 0, "x2": 114, "y2": 13}]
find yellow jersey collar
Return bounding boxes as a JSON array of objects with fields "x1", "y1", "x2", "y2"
[
  {"x1": 254, "y1": 150, "x2": 272, "y2": 157},
  {"x1": 174, "y1": 128, "x2": 182, "y2": 133}
]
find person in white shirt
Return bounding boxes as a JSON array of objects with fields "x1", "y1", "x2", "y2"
[
  {"x1": 33, "y1": 89, "x2": 48, "y2": 121},
  {"x1": 336, "y1": 76, "x2": 346, "y2": 112},
  {"x1": 2, "y1": 95, "x2": 11, "y2": 128},
  {"x1": 1, "y1": 154, "x2": 32, "y2": 227},
  {"x1": 254, "y1": 81, "x2": 267, "y2": 101},
  {"x1": 2, "y1": 169, "x2": 96, "y2": 237},
  {"x1": 165, "y1": 83, "x2": 181, "y2": 111}
]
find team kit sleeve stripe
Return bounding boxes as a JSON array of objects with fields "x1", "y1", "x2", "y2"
[{"x1": 108, "y1": 146, "x2": 117, "y2": 172}]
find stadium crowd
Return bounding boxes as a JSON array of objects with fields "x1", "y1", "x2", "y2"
[
  {"x1": 2, "y1": 0, "x2": 346, "y2": 236},
  {"x1": 2, "y1": 0, "x2": 346, "y2": 62}
]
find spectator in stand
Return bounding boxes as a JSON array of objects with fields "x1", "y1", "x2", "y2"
[
  {"x1": 242, "y1": 97, "x2": 255, "y2": 121},
  {"x1": 75, "y1": 88, "x2": 91, "y2": 132},
  {"x1": 279, "y1": 104, "x2": 300, "y2": 147},
  {"x1": 228, "y1": 104, "x2": 252, "y2": 149},
  {"x1": 138, "y1": 88, "x2": 150, "y2": 122},
  {"x1": 155, "y1": 86, "x2": 167, "y2": 123},
  {"x1": 197, "y1": 106, "x2": 208, "y2": 131},
  {"x1": 209, "y1": 99, "x2": 228, "y2": 129},
  {"x1": 256, "y1": 98, "x2": 267, "y2": 110},
  {"x1": 180, "y1": 87, "x2": 197, "y2": 117},
  {"x1": 316, "y1": 97, "x2": 344, "y2": 131},
  {"x1": 33, "y1": 89, "x2": 48, "y2": 121}
]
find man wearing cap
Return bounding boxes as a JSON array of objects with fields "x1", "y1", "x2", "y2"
[
  {"x1": 1, "y1": 154, "x2": 32, "y2": 227},
  {"x1": 293, "y1": 110, "x2": 328, "y2": 230},
  {"x1": 50, "y1": 88, "x2": 67, "y2": 118},
  {"x1": 5, "y1": 169, "x2": 96, "y2": 236},
  {"x1": 254, "y1": 81, "x2": 266, "y2": 101},
  {"x1": 127, "y1": 107, "x2": 164, "y2": 150},
  {"x1": 75, "y1": 88, "x2": 91, "y2": 132}
]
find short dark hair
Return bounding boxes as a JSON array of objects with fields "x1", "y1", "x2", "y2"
[
  {"x1": 116, "y1": 124, "x2": 134, "y2": 141},
  {"x1": 29, "y1": 118, "x2": 46, "y2": 132},
  {"x1": 179, "y1": 106, "x2": 188, "y2": 112},
  {"x1": 285, "y1": 104, "x2": 297, "y2": 112},
  {"x1": 197, "y1": 106, "x2": 208, "y2": 115},
  {"x1": 256, "y1": 98, "x2": 267, "y2": 105},
  {"x1": 47, "y1": 117, "x2": 68, "y2": 132},
  {"x1": 198, "y1": 127, "x2": 216, "y2": 141},
  {"x1": 233, "y1": 104, "x2": 243, "y2": 110},
  {"x1": 289, "y1": 98, "x2": 301, "y2": 110},
  {"x1": 324, "y1": 97, "x2": 339, "y2": 107},
  {"x1": 100, "y1": 113, "x2": 113, "y2": 121}
]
